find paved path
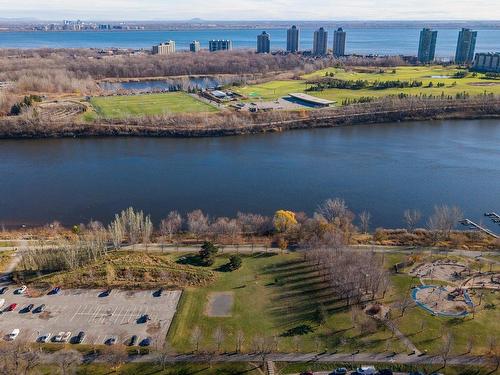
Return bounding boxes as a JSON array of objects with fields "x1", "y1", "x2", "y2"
[{"x1": 383, "y1": 319, "x2": 421, "y2": 356}]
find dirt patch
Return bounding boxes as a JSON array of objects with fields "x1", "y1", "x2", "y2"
[
  {"x1": 38, "y1": 311, "x2": 52, "y2": 320},
  {"x1": 468, "y1": 82, "x2": 500, "y2": 86},
  {"x1": 463, "y1": 272, "x2": 500, "y2": 290},
  {"x1": 205, "y1": 292, "x2": 234, "y2": 317},
  {"x1": 413, "y1": 285, "x2": 472, "y2": 316},
  {"x1": 410, "y1": 260, "x2": 470, "y2": 284}
]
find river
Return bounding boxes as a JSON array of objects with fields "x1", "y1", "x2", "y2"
[
  {"x1": 0, "y1": 119, "x2": 499, "y2": 231},
  {"x1": 1, "y1": 28, "x2": 499, "y2": 58}
]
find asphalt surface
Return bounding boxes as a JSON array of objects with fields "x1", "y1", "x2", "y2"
[{"x1": 0, "y1": 287, "x2": 181, "y2": 346}]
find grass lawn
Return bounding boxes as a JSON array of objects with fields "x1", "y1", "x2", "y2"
[
  {"x1": 90, "y1": 92, "x2": 218, "y2": 119},
  {"x1": 0, "y1": 250, "x2": 14, "y2": 272},
  {"x1": 36, "y1": 362, "x2": 260, "y2": 375},
  {"x1": 387, "y1": 270, "x2": 500, "y2": 356},
  {"x1": 168, "y1": 252, "x2": 404, "y2": 354},
  {"x1": 235, "y1": 65, "x2": 500, "y2": 104}
]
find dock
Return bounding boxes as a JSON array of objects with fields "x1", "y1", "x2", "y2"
[
  {"x1": 485, "y1": 212, "x2": 500, "y2": 224},
  {"x1": 460, "y1": 218, "x2": 499, "y2": 239}
]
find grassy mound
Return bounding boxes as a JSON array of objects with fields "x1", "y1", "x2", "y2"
[{"x1": 27, "y1": 251, "x2": 215, "y2": 290}]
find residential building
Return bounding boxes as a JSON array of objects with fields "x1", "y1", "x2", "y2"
[
  {"x1": 287, "y1": 25, "x2": 300, "y2": 53},
  {"x1": 257, "y1": 31, "x2": 271, "y2": 53},
  {"x1": 473, "y1": 52, "x2": 500, "y2": 73},
  {"x1": 455, "y1": 28, "x2": 477, "y2": 64},
  {"x1": 313, "y1": 27, "x2": 328, "y2": 56},
  {"x1": 152, "y1": 40, "x2": 176, "y2": 55},
  {"x1": 417, "y1": 28, "x2": 438, "y2": 63},
  {"x1": 333, "y1": 27, "x2": 346, "y2": 57},
  {"x1": 209, "y1": 40, "x2": 233, "y2": 52},
  {"x1": 190, "y1": 40, "x2": 201, "y2": 52}
]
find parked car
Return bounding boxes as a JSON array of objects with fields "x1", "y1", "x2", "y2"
[
  {"x1": 99, "y1": 289, "x2": 112, "y2": 297},
  {"x1": 6, "y1": 329, "x2": 20, "y2": 341},
  {"x1": 34, "y1": 304, "x2": 46, "y2": 313},
  {"x1": 128, "y1": 335, "x2": 138, "y2": 346},
  {"x1": 15, "y1": 285, "x2": 27, "y2": 295},
  {"x1": 23, "y1": 304, "x2": 34, "y2": 313},
  {"x1": 49, "y1": 286, "x2": 61, "y2": 295},
  {"x1": 6, "y1": 303, "x2": 17, "y2": 311},
  {"x1": 0, "y1": 299, "x2": 5, "y2": 309},
  {"x1": 53, "y1": 331, "x2": 71, "y2": 343},
  {"x1": 74, "y1": 331, "x2": 85, "y2": 344},
  {"x1": 139, "y1": 337, "x2": 152, "y2": 347},
  {"x1": 299, "y1": 372, "x2": 313, "y2": 375},
  {"x1": 153, "y1": 288, "x2": 164, "y2": 297},
  {"x1": 138, "y1": 314, "x2": 151, "y2": 324},
  {"x1": 61, "y1": 332, "x2": 72, "y2": 342},
  {"x1": 377, "y1": 370, "x2": 393, "y2": 375},
  {"x1": 330, "y1": 368, "x2": 348, "y2": 375},
  {"x1": 38, "y1": 333, "x2": 51, "y2": 343},
  {"x1": 105, "y1": 337, "x2": 117, "y2": 345},
  {"x1": 0, "y1": 286, "x2": 8, "y2": 294},
  {"x1": 356, "y1": 366, "x2": 377, "y2": 375}
]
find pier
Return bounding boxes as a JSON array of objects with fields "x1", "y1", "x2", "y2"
[{"x1": 460, "y1": 218, "x2": 499, "y2": 239}]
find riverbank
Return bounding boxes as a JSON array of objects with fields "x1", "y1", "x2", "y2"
[{"x1": 1, "y1": 96, "x2": 499, "y2": 139}]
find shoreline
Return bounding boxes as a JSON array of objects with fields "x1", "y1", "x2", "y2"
[{"x1": 1, "y1": 99, "x2": 499, "y2": 139}]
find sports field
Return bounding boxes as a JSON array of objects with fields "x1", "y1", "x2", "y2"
[
  {"x1": 90, "y1": 92, "x2": 217, "y2": 118},
  {"x1": 235, "y1": 65, "x2": 500, "y2": 104}
]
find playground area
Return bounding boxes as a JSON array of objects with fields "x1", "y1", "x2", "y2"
[
  {"x1": 409, "y1": 259, "x2": 470, "y2": 283},
  {"x1": 412, "y1": 285, "x2": 473, "y2": 317},
  {"x1": 463, "y1": 272, "x2": 500, "y2": 290}
]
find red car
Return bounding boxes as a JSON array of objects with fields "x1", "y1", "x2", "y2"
[{"x1": 6, "y1": 303, "x2": 17, "y2": 311}]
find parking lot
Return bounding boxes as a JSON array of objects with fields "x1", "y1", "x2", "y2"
[{"x1": 0, "y1": 287, "x2": 181, "y2": 346}]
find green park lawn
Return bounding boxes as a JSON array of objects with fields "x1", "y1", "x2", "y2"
[
  {"x1": 235, "y1": 65, "x2": 500, "y2": 104},
  {"x1": 168, "y1": 252, "x2": 406, "y2": 354},
  {"x1": 168, "y1": 251, "x2": 500, "y2": 357},
  {"x1": 89, "y1": 92, "x2": 217, "y2": 119}
]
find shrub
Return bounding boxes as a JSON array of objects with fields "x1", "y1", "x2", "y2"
[{"x1": 228, "y1": 255, "x2": 242, "y2": 271}]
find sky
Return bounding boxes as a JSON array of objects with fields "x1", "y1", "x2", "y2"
[{"x1": 1, "y1": 0, "x2": 499, "y2": 21}]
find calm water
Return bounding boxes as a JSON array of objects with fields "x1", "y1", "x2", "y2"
[
  {"x1": 1, "y1": 119, "x2": 499, "y2": 231},
  {"x1": 1, "y1": 28, "x2": 499, "y2": 58},
  {"x1": 100, "y1": 77, "x2": 221, "y2": 92}
]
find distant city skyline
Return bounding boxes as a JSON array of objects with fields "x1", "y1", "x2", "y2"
[{"x1": 1, "y1": 0, "x2": 499, "y2": 21}]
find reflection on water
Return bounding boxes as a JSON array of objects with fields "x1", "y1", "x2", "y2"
[{"x1": 0, "y1": 119, "x2": 499, "y2": 231}]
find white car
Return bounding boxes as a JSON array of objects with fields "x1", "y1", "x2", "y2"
[
  {"x1": 15, "y1": 285, "x2": 27, "y2": 295},
  {"x1": 356, "y1": 366, "x2": 377, "y2": 375},
  {"x1": 61, "y1": 332, "x2": 72, "y2": 342},
  {"x1": 6, "y1": 329, "x2": 20, "y2": 341},
  {"x1": 38, "y1": 333, "x2": 51, "y2": 343},
  {"x1": 53, "y1": 331, "x2": 66, "y2": 342}
]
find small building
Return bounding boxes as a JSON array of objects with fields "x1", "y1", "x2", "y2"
[
  {"x1": 152, "y1": 41, "x2": 176, "y2": 55},
  {"x1": 190, "y1": 41, "x2": 201, "y2": 52},
  {"x1": 288, "y1": 93, "x2": 335, "y2": 107}
]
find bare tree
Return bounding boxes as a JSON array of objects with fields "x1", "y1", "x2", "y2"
[
  {"x1": 316, "y1": 198, "x2": 350, "y2": 223},
  {"x1": 466, "y1": 336, "x2": 475, "y2": 354},
  {"x1": 100, "y1": 344, "x2": 128, "y2": 372},
  {"x1": 187, "y1": 210, "x2": 209, "y2": 240},
  {"x1": 142, "y1": 215, "x2": 153, "y2": 250},
  {"x1": 190, "y1": 326, "x2": 203, "y2": 353},
  {"x1": 427, "y1": 205, "x2": 463, "y2": 239},
  {"x1": 235, "y1": 329, "x2": 245, "y2": 353},
  {"x1": 398, "y1": 295, "x2": 414, "y2": 317},
  {"x1": 440, "y1": 330, "x2": 454, "y2": 368},
  {"x1": 403, "y1": 209, "x2": 421, "y2": 231},
  {"x1": 213, "y1": 326, "x2": 225, "y2": 353},
  {"x1": 160, "y1": 211, "x2": 183, "y2": 245},
  {"x1": 359, "y1": 210, "x2": 371, "y2": 233},
  {"x1": 53, "y1": 349, "x2": 83, "y2": 375},
  {"x1": 155, "y1": 342, "x2": 175, "y2": 371}
]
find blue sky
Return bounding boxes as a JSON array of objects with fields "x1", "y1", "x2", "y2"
[{"x1": 1, "y1": 0, "x2": 498, "y2": 20}]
